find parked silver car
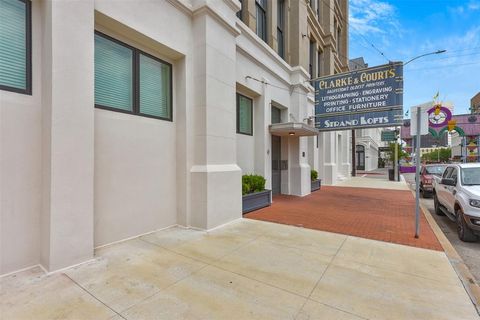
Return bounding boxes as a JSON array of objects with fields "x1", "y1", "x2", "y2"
[{"x1": 433, "y1": 163, "x2": 480, "y2": 242}]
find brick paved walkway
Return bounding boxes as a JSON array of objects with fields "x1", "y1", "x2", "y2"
[{"x1": 246, "y1": 186, "x2": 443, "y2": 251}]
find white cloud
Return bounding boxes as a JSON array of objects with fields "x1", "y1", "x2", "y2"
[
  {"x1": 349, "y1": 0, "x2": 399, "y2": 35},
  {"x1": 449, "y1": 1, "x2": 480, "y2": 15},
  {"x1": 468, "y1": 1, "x2": 480, "y2": 10},
  {"x1": 418, "y1": 25, "x2": 480, "y2": 67}
]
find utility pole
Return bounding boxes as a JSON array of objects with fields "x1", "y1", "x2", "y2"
[
  {"x1": 352, "y1": 129, "x2": 356, "y2": 176},
  {"x1": 394, "y1": 127, "x2": 399, "y2": 181},
  {"x1": 415, "y1": 106, "x2": 421, "y2": 238}
]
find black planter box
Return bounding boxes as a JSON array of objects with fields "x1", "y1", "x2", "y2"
[
  {"x1": 242, "y1": 190, "x2": 272, "y2": 214},
  {"x1": 311, "y1": 179, "x2": 321, "y2": 192}
]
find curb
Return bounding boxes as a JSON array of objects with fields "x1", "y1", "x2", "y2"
[
  {"x1": 420, "y1": 201, "x2": 480, "y2": 315},
  {"x1": 403, "y1": 177, "x2": 480, "y2": 315}
]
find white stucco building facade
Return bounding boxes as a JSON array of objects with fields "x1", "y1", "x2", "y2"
[
  {"x1": 1, "y1": 0, "x2": 351, "y2": 275},
  {"x1": 355, "y1": 128, "x2": 383, "y2": 171}
]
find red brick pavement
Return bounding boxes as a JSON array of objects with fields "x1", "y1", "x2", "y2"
[{"x1": 246, "y1": 186, "x2": 443, "y2": 251}]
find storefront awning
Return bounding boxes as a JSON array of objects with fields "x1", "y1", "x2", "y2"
[{"x1": 269, "y1": 122, "x2": 319, "y2": 137}]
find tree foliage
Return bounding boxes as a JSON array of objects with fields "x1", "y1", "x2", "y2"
[
  {"x1": 387, "y1": 142, "x2": 408, "y2": 161},
  {"x1": 421, "y1": 148, "x2": 451, "y2": 162}
]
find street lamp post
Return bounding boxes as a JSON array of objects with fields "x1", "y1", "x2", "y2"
[
  {"x1": 404, "y1": 49, "x2": 447, "y2": 239},
  {"x1": 403, "y1": 50, "x2": 447, "y2": 66}
]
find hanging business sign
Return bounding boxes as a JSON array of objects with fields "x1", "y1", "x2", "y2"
[{"x1": 314, "y1": 62, "x2": 404, "y2": 131}]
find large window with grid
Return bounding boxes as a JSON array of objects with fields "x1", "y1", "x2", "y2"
[
  {"x1": 237, "y1": 93, "x2": 253, "y2": 135},
  {"x1": 255, "y1": 0, "x2": 267, "y2": 42},
  {"x1": 277, "y1": 0, "x2": 285, "y2": 59},
  {"x1": 0, "y1": 0, "x2": 31, "y2": 94},
  {"x1": 94, "y1": 31, "x2": 172, "y2": 121}
]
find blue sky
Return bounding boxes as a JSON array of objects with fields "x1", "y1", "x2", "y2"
[{"x1": 349, "y1": 0, "x2": 480, "y2": 115}]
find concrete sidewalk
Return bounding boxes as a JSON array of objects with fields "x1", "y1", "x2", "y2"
[
  {"x1": 1, "y1": 219, "x2": 478, "y2": 320},
  {"x1": 335, "y1": 175, "x2": 408, "y2": 190}
]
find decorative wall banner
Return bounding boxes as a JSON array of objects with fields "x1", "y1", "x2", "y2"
[{"x1": 314, "y1": 62, "x2": 404, "y2": 131}]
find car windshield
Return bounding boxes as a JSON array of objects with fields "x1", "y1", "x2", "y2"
[
  {"x1": 425, "y1": 166, "x2": 445, "y2": 176},
  {"x1": 461, "y1": 168, "x2": 480, "y2": 185}
]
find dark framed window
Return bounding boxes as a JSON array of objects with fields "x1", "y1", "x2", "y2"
[
  {"x1": 317, "y1": 49, "x2": 323, "y2": 77},
  {"x1": 271, "y1": 106, "x2": 281, "y2": 124},
  {"x1": 237, "y1": 93, "x2": 253, "y2": 135},
  {"x1": 277, "y1": 0, "x2": 285, "y2": 59},
  {"x1": 255, "y1": 0, "x2": 267, "y2": 42},
  {"x1": 236, "y1": 0, "x2": 242, "y2": 19},
  {"x1": 0, "y1": 0, "x2": 32, "y2": 95},
  {"x1": 94, "y1": 31, "x2": 172, "y2": 121},
  {"x1": 337, "y1": 27, "x2": 341, "y2": 52},
  {"x1": 309, "y1": 39, "x2": 315, "y2": 78}
]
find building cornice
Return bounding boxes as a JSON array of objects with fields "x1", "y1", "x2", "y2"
[
  {"x1": 236, "y1": 22, "x2": 292, "y2": 73},
  {"x1": 166, "y1": 0, "x2": 193, "y2": 17},
  {"x1": 223, "y1": 0, "x2": 241, "y2": 13},
  {"x1": 193, "y1": 5, "x2": 241, "y2": 36},
  {"x1": 167, "y1": 0, "x2": 241, "y2": 36},
  {"x1": 236, "y1": 24, "x2": 313, "y2": 94}
]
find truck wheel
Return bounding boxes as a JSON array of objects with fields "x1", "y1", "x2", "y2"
[
  {"x1": 456, "y1": 209, "x2": 477, "y2": 242},
  {"x1": 433, "y1": 194, "x2": 444, "y2": 216}
]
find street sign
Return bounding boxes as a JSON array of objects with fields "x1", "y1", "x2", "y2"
[
  {"x1": 314, "y1": 62, "x2": 404, "y2": 131},
  {"x1": 410, "y1": 102, "x2": 431, "y2": 135},
  {"x1": 381, "y1": 130, "x2": 396, "y2": 142}
]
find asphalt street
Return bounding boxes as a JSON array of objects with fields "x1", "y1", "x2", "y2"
[{"x1": 403, "y1": 173, "x2": 480, "y2": 283}]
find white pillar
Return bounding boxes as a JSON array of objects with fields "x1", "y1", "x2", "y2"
[
  {"x1": 189, "y1": 4, "x2": 242, "y2": 229},
  {"x1": 254, "y1": 81, "x2": 271, "y2": 190},
  {"x1": 41, "y1": 0, "x2": 94, "y2": 271},
  {"x1": 289, "y1": 136, "x2": 311, "y2": 196},
  {"x1": 341, "y1": 130, "x2": 351, "y2": 177},
  {"x1": 319, "y1": 131, "x2": 337, "y2": 185}
]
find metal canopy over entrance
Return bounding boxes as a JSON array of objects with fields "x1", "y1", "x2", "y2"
[{"x1": 269, "y1": 122, "x2": 319, "y2": 137}]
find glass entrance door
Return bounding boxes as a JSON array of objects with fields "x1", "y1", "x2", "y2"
[{"x1": 356, "y1": 145, "x2": 365, "y2": 170}]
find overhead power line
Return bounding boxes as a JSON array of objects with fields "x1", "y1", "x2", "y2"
[
  {"x1": 442, "y1": 46, "x2": 480, "y2": 54},
  {"x1": 302, "y1": 0, "x2": 391, "y2": 62},
  {"x1": 406, "y1": 60, "x2": 480, "y2": 71}
]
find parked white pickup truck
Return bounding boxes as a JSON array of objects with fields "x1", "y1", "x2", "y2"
[{"x1": 433, "y1": 163, "x2": 480, "y2": 242}]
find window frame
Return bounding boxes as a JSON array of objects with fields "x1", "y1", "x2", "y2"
[
  {"x1": 94, "y1": 31, "x2": 173, "y2": 122},
  {"x1": 236, "y1": 93, "x2": 253, "y2": 136},
  {"x1": 317, "y1": 48, "x2": 323, "y2": 77},
  {"x1": 277, "y1": 0, "x2": 285, "y2": 59},
  {"x1": 255, "y1": 0, "x2": 267, "y2": 42},
  {"x1": 309, "y1": 39, "x2": 316, "y2": 78},
  {"x1": 0, "y1": 0, "x2": 32, "y2": 95}
]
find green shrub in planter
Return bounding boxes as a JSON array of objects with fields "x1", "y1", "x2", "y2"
[
  {"x1": 242, "y1": 181, "x2": 250, "y2": 195},
  {"x1": 311, "y1": 169, "x2": 318, "y2": 181},
  {"x1": 242, "y1": 174, "x2": 266, "y2": 195}
]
